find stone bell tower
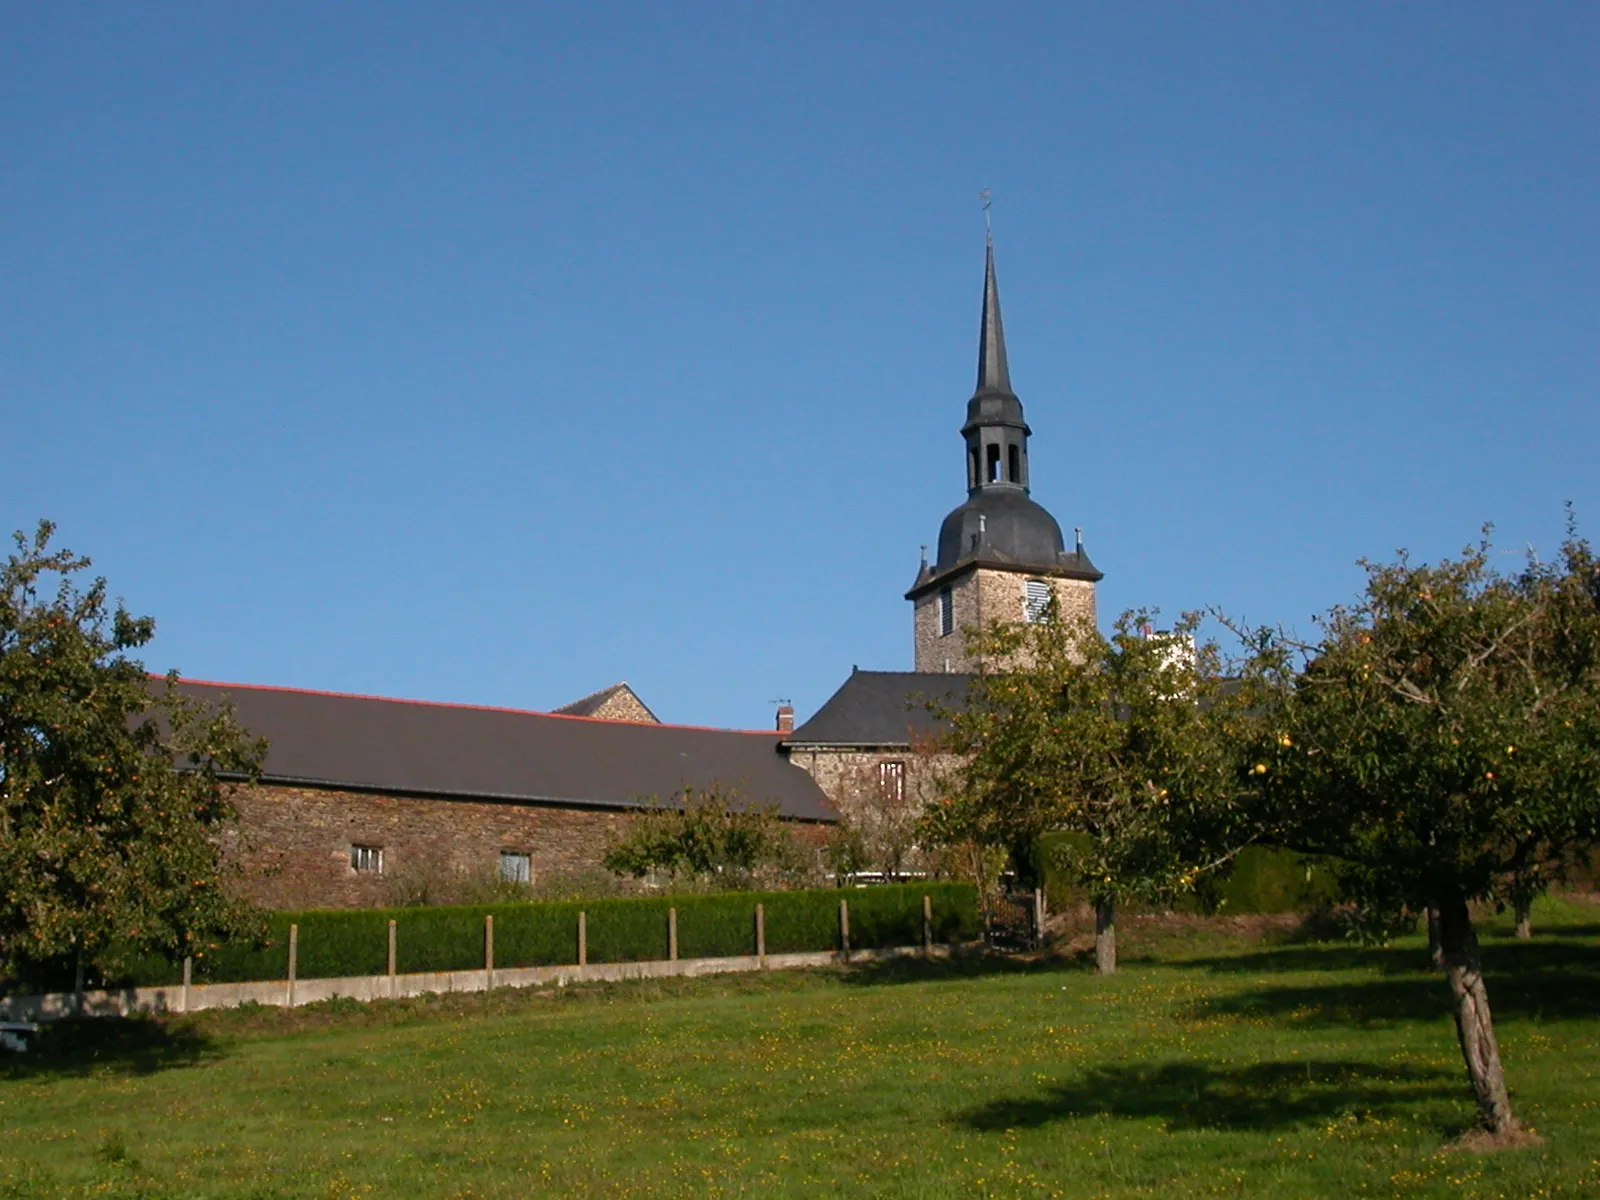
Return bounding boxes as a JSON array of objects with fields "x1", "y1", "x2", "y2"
[{"x1": 905, "y1": 237, "x2": 1102, "y2": 672}]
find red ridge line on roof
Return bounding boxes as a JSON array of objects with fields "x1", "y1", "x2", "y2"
[{"x1": 150, "y1": 675, "x2": 783, "y2": 737}]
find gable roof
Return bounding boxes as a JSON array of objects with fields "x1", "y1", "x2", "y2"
[
  {"x1": 552, "y1": 681, "x2": 659, "y2": 723},
  {"x1": 787, "y1": 669, "x2": 973, "y2": 747},
  {"x1": 168, "y1": 679, "x2": 836, "y2": 822}
]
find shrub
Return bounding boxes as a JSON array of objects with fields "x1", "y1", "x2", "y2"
[
  {"x1": 21, "y1": 882, "x2": 980, "y2": 992},
  {"x1": 1039, "y1": 835, "x2": 1338, "y2": 917}
]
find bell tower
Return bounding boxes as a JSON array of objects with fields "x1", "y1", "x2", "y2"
[{"x1": 905, "y1": 237, "x2": 1102, "y2": 672}]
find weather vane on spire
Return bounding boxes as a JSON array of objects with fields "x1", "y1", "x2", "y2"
[{"x1": 980, "y1": 187, "x2": 993, "y2": 242}]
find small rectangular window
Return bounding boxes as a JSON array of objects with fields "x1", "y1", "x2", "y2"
[
  {"x1": 939, "y1": 587, "x2": 954, "y2": 637},
  {"x1": 1024, "y1": 579, "x2": 1052, "y2": 623},
  {"x1": 351, "y1": 844, "x2": 383, "y2": 874},
  {"x1": 878, "y1": 760, "x2": 905, "y2": 804},
  {"x1": 499, "y1": 851, "x2": 531, "y2": 884}
]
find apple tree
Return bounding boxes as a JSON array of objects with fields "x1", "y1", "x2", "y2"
[
  {"x1": 0, "y1": 522, "x2": 265, "y2": 988},
  {"x1": 1240, "y1": 526, "x2": 1600, "y2": 1138},
  {"x1": 924, "y1": 605, "x2": 1252, "y2": 974}
]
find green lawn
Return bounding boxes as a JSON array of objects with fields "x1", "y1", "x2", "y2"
[{"x1": 1, "y1": 898, "x2": 1596, "y2": 1199}]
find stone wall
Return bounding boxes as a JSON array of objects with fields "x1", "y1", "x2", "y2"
[
  {"x1": 584, "y1": 687, "x2": 657, "y2": 723},
  {"x1": 784, "y1": 745, "x2": 960, "y2": 874},
  {"x1": 223, "y1": 783, "x2": 834, "y2": 910},
  {"x1": 913, "y1": 568, "x2": 1097, "y2": 672},
  {"x1": 223, "y1": 784, "x2": 639, "y2": 909}
]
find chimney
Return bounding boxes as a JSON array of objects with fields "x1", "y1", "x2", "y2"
[{"x1": 775, "y1": 703, "x2": 795, "y2": 735}]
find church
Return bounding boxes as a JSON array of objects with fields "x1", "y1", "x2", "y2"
[
  {"x1": 196, "y1": 236, "x2": 1101, "y2": 908},
  {"x1": 781, "y1": 235, "x2": 1101, "y2": 835}
]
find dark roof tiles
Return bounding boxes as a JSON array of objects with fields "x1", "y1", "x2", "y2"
[
  {"x1": 786, "y1": 670, "x2": 973, "y2": 747},
  {"x1": 169, "y1": 679, "x2": 836, "y2": 822}
]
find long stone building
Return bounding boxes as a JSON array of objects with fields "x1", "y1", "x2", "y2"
[
  {"x1": 191, "y1": 235, "x2": 1100, "y2": 906},
  {"x1": 187, "y1": 679, "x2": 834, "y2": 909}
]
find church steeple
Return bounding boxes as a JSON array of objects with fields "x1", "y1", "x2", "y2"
[
  {"x1": 906, "y1": 230, "x2": 1102, "y2": 671},
  {"x1": 906, "y1": 229, "x2": 1102, "y2": 671},
  {"x1": 962, "y1": 239, "x2": 1031, "y2": 495},
  {"x1": 975, "y1": 239, "x2": 1012, "y2": 397}
]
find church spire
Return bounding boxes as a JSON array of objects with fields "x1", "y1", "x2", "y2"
[
  {"x1": 961, "y1": 236, "x2": 1030, "y2": 495},
  {"x1": 975, "y1": 239, "x2": 1013, "y2": 397}
]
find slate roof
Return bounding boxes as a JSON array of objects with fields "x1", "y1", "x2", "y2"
[
  {"x1": 786, "y1": 669, "x2": 974, "y2": 747},
  {"x1": 167, "y1": 679, "x2": 836, "y2": 822}
]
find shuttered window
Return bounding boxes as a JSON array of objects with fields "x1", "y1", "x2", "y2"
[
  {"x1": 939, "y1": 587, "x2": 954, "y2": 636},
  {"x1": 1024, "y1": 579, "x2": 1052, "y2": 623},
  {"x1": 879, "y1": 760, "x2": 906, "y2": 804},
  {"x1": 350, "y1": 844, "x2": 383, "y2": 874}
]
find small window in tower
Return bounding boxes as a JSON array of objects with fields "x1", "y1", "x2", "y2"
[
  {"x1": 1009, "y1": 444, "x2": 1021, "y2": 484},
  {"x1": 500, "y1": 851, "x2": 532, "y2": 884},
  {"x1": 939, "y1": 587, "x2": 954, "y2": 637},
  {"x1": 1025, "y1": 579, "x2": 1052, "y2": 623},
  {"x1": 968, "y1": 448, "x2": 979, "y2": 489},
  {"x1": 987, "y1": 443, "x2": 1001, "y2": 482},
  {"x1": 878, "y1": 760, "x2": 906, "y2": 805}
]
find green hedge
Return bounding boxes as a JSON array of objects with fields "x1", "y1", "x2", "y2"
[
  {"x1": 1038, "y1": 835, "x2": 1339, "y2": 916},
  {"x1": 44, "y1": 882, "x2": 979, "y2": 991},
  {"x1": 1201, "y1": 847, "x2": 1340, "y2": 915}
]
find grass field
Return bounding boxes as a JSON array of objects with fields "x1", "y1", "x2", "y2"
[{"x1": 1, "y1": 897, "x2": 1596, "y2": 1199}]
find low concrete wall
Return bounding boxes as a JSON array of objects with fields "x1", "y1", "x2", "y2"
[{"x1": 0, "y1": 944, "x2": 959, "y2": 1022}]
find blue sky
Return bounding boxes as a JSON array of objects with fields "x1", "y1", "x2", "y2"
[{"x1": 3, "y1": 3, "x2": 1595, "y2": 729}]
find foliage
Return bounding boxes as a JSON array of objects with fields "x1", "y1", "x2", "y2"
[
  {"x1": 61, "y1": 882, "x2": 980, "y2": 987},
  {"x1": 601, "y1": 785, "x2": 805, "y2": 889},
  {"x1": 924, "y1": 604, "x2": 1252, "y2": 912},
  {"x1": 1241, "y1": 526, "x2": 1600, "y2": 923},
  {"x1": 0, "y1": 521, "x2": 266, "y2": 988},
  {"x1": 1039, "y1": 840, "x2": 1339, "y2": 917},
  {"x1": 1236, "y1": 522, "x2": 1600, "y2": 1134}
]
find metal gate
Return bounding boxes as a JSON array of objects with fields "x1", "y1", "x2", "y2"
[{"x1": 984, "y1": 889, "x2": 1043, "y2": 950}]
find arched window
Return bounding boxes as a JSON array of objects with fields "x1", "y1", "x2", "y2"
[
  {"x1": 1008, "y1": 444, "x2": 1021, "y2": 485},
  {"x1": 939, "y1": 587, "x2": 954, "y2": 636},
  {"x1": 986, "y1": 444, "x2": 1001, "y2": 482}
]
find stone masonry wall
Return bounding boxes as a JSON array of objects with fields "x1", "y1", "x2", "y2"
[
  {"x1": 914, "y1": 568, "x2": 1097, "y2": 672},
  {"x1": 586, "y1": 688, "x2": 657, "y2": 723},
  {"x1": 224, "y1": 784, "x2": 640, "y2": 909},
  {"x1": 224, "y1": 783, "x2": 833, "y2": 910},
  {"x1": 784, "y1": 745, "x2": 962, "y2": 874}
]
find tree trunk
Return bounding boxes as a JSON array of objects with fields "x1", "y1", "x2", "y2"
[
  {"x1": 1438, "y1": 897, "x2": 1518, "y2": 1135},
  {"x1": 1094, "y1": 896, "x2": 1116, "y2": 976},
  {"x1": 1514, "y1": 899, "x2": 1531, "y2": 940},
  {"x1": 1426, "y1": 906, "x2": 1444, "y2": 970}
]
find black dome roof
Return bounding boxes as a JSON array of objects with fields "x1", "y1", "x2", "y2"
[{"x1": 936, "y1": 488, "x2": 1065, "y2": 573}]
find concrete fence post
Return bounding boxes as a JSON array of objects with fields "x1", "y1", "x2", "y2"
[
  {"x1": 287, "y1": 924, "x2": 298, "y2": 1009},
  {"x1": 578, "y1": 911, "x2": 587, "y2": 968},
  {"x1": 839, "y1": 899, "x2": 850, "y2": 962},
  {"x1": 668, "y1": 907, "x2": 678, "y2": 962},
  {"x1": 922, "y1": 894, "x2": 933, "y2": 957},
  {"x1": 182, "y1": 955, "x2": 193, "y2": 1014},
  {"x1": 756, "y1": 903, "x2": 766, "y2": 967},
  {"x1": 1033, "y1": 887, "x2": 1045, "y2": 949},
  {"x1": 485, "y1": 915, "x2": 495, "y2": 991},
  {"x1": 387, "y1": 919, "x2": 397, "y2": 997}
]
